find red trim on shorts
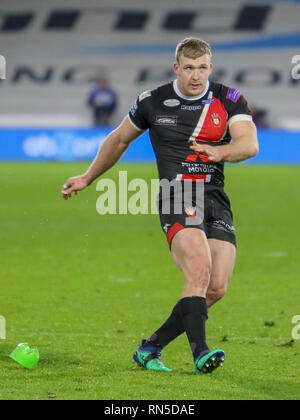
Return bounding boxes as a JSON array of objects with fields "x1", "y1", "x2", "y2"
[{"x1": 167, "y1": 222, "x2": 184, "y2": 249}]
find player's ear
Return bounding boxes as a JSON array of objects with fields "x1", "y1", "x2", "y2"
[{"x1": 173, "y1": 62, "x2": 179, "y2": 76}]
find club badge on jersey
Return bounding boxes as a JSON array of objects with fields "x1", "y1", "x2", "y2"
[{"x1": 211, "y1": 113, "x2": 221, "y2": 127}]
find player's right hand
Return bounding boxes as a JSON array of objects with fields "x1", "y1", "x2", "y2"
[{"x1": 62, "y1": 175, "x2": 89, "y2": 200}]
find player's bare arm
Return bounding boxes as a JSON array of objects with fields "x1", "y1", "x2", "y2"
[
  {"x1": 62, "y1": 116, "x2": 141, "y2": 199},
  {"x1": 189, "y1": 120, "x2": 259, "y2": 163}
]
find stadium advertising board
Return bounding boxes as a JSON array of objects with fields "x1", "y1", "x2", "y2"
[{"x1": 0, "y1": 128, "x2": 300, "y2": 163}]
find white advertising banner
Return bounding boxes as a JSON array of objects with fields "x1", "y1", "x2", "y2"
[{"x1": 0, "y1": 0, "x2": 299, "y2": 128}]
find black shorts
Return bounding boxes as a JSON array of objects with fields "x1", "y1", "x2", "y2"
[{"x1": 158, "y1": 183, "x2": 236, "y2": 249}]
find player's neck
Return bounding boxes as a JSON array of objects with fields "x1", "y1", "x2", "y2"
[{"x1": 173, "y1": 79, "x2": 210, "y2": 101}]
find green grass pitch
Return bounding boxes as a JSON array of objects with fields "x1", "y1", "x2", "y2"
[{"x1": 0, "y1": 162, "x2": 299, "y2": 400}]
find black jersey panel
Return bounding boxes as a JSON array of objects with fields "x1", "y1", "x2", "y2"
[{"x1": 128, "y1": 81, "x2": 253, "y2": 186}]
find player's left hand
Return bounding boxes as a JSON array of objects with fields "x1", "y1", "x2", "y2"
[{"x1": 189, "y1": 140, "x2": 224, "y2": 162}]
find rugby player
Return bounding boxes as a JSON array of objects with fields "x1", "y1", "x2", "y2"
[{"x1": 62, "y1": 38, "x2": 259, "y2": 374}]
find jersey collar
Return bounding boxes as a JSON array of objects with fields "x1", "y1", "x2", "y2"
[{"x1": 173, "y1": 79, "x2": 210, "y2": 101}]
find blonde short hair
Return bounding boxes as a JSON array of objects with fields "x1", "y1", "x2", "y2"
[{"x1": 175, "y1": 38, "x2": 212, "y2": 63}]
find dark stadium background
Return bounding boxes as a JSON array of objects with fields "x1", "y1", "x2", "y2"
[{"x1": 0, "y1": 0, "x2": 299, "y2": 162}]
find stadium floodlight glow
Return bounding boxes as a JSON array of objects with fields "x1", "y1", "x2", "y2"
[
  {"x1": 0, "y1": 315, "x2": 6, "y2": 340},
  {"x1": 0, "y1": 55, "x2": 6, "y2": 80},
  {"x1": 291, "y1": 55, "x2": 300, "y2": 80}
]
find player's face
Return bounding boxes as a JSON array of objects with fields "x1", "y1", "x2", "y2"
[{"x1": 174, "y1": 54, "x2": 212, "y2": 97}]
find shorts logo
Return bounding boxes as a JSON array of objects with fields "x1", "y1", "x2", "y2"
[
  {"x1": 164, "y1": 99, "x2": 180, "y2": 107},
  {"x1": 211, "y1": 113, "x2": 221, "y2": 127},
  {"x1": 185, "y1": 207, "x2": 196, "y2": 218},
  {"x1": 163, "y1": 223, "x2": 171, "y2": 233},
  {"x1": 155, "y1": 116, "x2": 177, "y2": 126},
  {"x1": 212, "y1": 219, "x2": 236, "y2": 233}
]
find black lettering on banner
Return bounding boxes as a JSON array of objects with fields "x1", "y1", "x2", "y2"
[
  {"x1": 137, "y1": 67, "x2": 228, "y2": 85},
  {"x1": 235, "y1": 68, "x2": 281, "y2": 86},
  {"x1": 3, "y1": 65, "x2": 290, "y2": 89},
  {"x1": 12, "y1": 67, "x2": 53, "y2": 84},
  {"x1": 63, "y1": 66, "x2": 106, "y2": 84},
  {"x1": 137, "y1": 68, "x2": 174, "y2": 84}
]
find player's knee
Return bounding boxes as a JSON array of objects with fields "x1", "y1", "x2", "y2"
[{"x1": 207, "y1": 284, "x2": 227, "y2": 304}]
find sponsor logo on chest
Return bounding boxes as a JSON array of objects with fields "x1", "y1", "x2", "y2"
[
  {"x1": 155, "y1": 116, "x2": 177, "y2": 126},
  {"x1": 163, "y1": 99, "x2": 181, "y2": 107}
]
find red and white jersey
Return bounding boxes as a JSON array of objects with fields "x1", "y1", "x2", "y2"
[{"x1": 128, "y1": 80, "x2": 253, "y2": 187}]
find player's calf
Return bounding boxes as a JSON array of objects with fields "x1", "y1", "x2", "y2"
[{"x1": 181, "y1": 266, "x2": 211, "y2": 297}]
